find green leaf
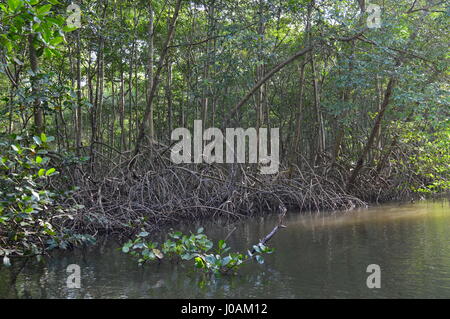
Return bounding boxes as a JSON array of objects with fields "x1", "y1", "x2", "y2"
[
  {"x1": 36, "y1": 4, "x2": 52, "y2": 16},
  {"x1": 45, "y1": 168, "x2": 56, "y2": 176},
  {"x1": 122, "y1": 241, "x2": 132, "y2": 253},
  {"x1": 152, "y1": 248, "x2": 163, "y2": 259},
  {"x1": 205, "y1": 254, "x2": 216, "y2": 264},
  {"x1": 50, "y1": 36, "x2": 64, "y2": 46},
  {"x1": 35, "y1": 156, "x2": 43, "y2": 164},
  {"x1": 33, "y1": 136, "x2": 42, "y2": 145},
  {"x1": 38, "y1": 168, "x2": 46, "y2": 177},
  {"x1": 31, "y1": 190, "x2": 40, "y2": 200},
  {"x1": 63, "y1": 25, "x2": 78, "y2": 32},
  {"x1": 132, "y1": 242, "x2": 145, "y2": 249},
  {"x1": 138, "y1": 231, "x2": 149, "y2": 237},
  {"x1": 222, "y1": 256, "x2": 232, "y2": 266},
  {"x1": 181, "y1": 253, "x2": 194, "y2": 260},
  {"x1": 7, "y1": 0, "x2": 22, "y2": 11},
  {"x1": 40, "y1": 133, "x2": 47, "y2": 143},
  {"x1": 171, "y1": 231, "x2": 182, "y2": 239},
  {"x1": 25, "y1": 207, "x2": 34, "y2": 213},
  {"x1": 142, "y1": 249, "x2": 155, "y2": 259},
  {"x1": 255, "y1": 255, "x2": 264, "y2": 264},
  {"x1": 194, "y1": 257, "x2": 205, "y2": 269},
  {"x1": 43, "y1": 47, "x2": 53, "y2": 58}
]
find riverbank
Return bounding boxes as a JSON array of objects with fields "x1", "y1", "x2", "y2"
[
  {"x1": 1, "y1": 140, "x2": 448, "y2": 260},
  {"x1": 63, "y1": 143, "x2": 448, "y2": 236}
]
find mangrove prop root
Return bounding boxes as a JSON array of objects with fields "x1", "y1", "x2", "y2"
[{"x1": 56, "y1": 145, "x2": 370, "y2": 235}]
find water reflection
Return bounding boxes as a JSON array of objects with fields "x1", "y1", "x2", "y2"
[{"x1": 0, "y1": 200, "x2": 449, "y2": 298}]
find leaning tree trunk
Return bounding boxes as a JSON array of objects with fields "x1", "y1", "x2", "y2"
[
  {"x1": 346, "y1": 7, "x2": 429, "y2": 191},
  {"x1": 346, "y1": 76, "x2": 396, "y2": 191}
]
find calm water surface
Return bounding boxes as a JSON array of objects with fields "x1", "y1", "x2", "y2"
[{"x1": 1, "y1": 200, "x2": 449, "y2": 298}]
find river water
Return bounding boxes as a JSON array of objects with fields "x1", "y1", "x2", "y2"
[{"x1": 1, "y1": 200, "x2": 449, "y2": 298}]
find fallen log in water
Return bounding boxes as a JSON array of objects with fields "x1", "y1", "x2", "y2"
[{"x1": 247, "y1": 204, "x2": 288, "y2": 259}]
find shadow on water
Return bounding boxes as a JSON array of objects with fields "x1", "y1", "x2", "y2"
[{"x1": 1, "y1": 199, "x2": 449, "y2": 298}]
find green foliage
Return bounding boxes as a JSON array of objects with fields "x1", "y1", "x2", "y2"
[
  {"x1": 0, "y1": 0, "x2": 71, "y2": 59},
  {"x1": 396, "y1": 120, "x2": 450, "y2": 194},
  {"x1": 0, "y1": 134, "x2": 92, "y2": 264},
  {"x1": 122, "y1": 228, "x2": 274, "y2": 275}
]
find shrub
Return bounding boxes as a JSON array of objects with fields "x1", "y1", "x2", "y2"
[
  {"x1": 0, "y1": 134, "x2": 94, "y2": 265},
  {"x1": 122, "y1": 227, "x2": 274, "y2": 275}
]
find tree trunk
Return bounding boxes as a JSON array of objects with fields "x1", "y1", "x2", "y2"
[
  {"x1": 311, "y1": 56, "x2": 325, "y2": 162},
  {"x1": 134, "y1": 0, "x2": 183, "y2": 158},
  {"x1": 347, "y1": 76, "x2": 396, "y2": 191},
  {"x1": 28, "y1": 34, "x2": 44, "y2": 134},
  {"x1": 290, "y1": 61, "x2": 306, "y2": 166},
  {"x1": 75, "y1": 29, "x2": 83, "y2": 154},
  {"x1": 166, "y1": 58, "x2": 173, "y2": 139},
  {"x1": 146, "y1": 2, "x2": 155, "y2": 142},
  {"x1": 119, "y1": 63, "x2": 126, "y2": 151}
]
